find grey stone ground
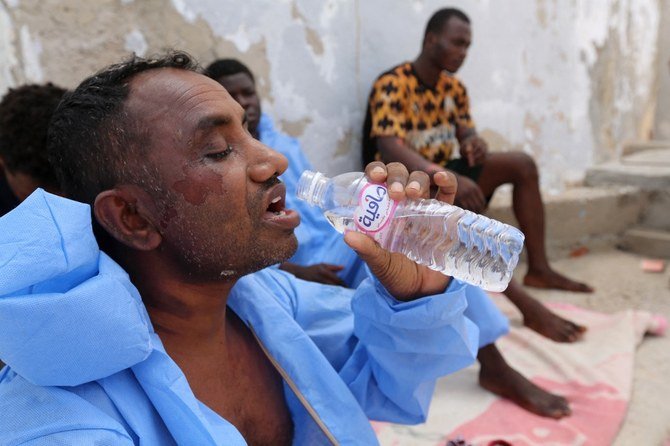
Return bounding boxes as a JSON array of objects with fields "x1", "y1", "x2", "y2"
[{"x1": 514, "y1": 249, "x2": 670, "y2": 445}]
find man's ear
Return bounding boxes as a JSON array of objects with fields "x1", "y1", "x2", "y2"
[
  {"x1": 93, "y1": 188, "x2": 162, "y2": 251},
  {"x1": 423, "y1": 31, "x2": 437, "y2": 49}
]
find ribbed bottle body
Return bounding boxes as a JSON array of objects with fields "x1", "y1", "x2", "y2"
[{"x1": 299, "y1": 171, "x2": 524, "y2": 292}]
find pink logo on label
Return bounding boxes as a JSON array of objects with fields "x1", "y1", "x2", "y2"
[{"x1": 354, "y1": 183, "x2": 397, "y2": 240}]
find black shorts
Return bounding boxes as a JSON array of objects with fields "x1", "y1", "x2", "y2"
[
  {"x1": 445, "y1": 158, "x2": 483, "y2": 182},
  {"x1": 444, "y1": 158, "x2": 493, "y2": 204}
]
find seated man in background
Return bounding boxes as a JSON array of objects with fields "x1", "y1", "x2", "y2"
[
  {"x1": 364, "y1": 7, "x2": 593, "y2": 294},
  {"x1": 0, "y1": 83, "x2": 66, "y2": 216},
  {"x1": 0, "y1": 174, "x2": 18, "y2": 216},
  {"x1": 0, "y1": 83, "x2": 66, "y2": 375},
  {"x1": 0, "y1": 51, "x2": 479, "y2": 445},
  {"x1": 208, "y1": 58, "x2": 573, "y2": 418},
  {"x1": 364, "y1": 7, "x2": 589, "y2": 343},
  {"x1": 205, "y1": 58, "x2": 366, "y2": 287}
]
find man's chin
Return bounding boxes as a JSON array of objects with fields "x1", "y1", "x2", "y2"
[
  {"x1": 242, "y1": 233, "x2": 299, "y2": 276},
  {"x1": 273, "y1": 233, "x2": 299, "y2": 264}
]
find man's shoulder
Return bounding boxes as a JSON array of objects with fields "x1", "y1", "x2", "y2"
[
  {"x1": 0, "y1": 371, "x2": 134, "y2": 444},
  {"x1": 441, "y1": 72, "x2": 469, "y2": 92},
  {"x1": 259, "y1": 114, "x2": 301, "y2": 150},
  {"x1": 373, "y1": 62, "x2": 414, "y2": 85}
]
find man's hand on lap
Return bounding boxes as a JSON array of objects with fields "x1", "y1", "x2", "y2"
[
  {"x1": 460, "y1": 135, "x2": 488, "y2": 167},
  {"x1": 279, "y1": 262, "x2": 346, "y2": 286}
]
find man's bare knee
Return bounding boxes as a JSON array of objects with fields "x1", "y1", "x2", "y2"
[{"x1": 510, "y1": 152, "x2": 538, "y2": 181}]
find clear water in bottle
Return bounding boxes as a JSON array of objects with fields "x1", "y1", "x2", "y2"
[{"x1": 297, "y1": 170, "x2": 524, "y2": 292}]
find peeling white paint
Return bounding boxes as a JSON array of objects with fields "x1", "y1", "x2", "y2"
[
  {"x1": 223, "y1": 23, "x2": 254, "y2": 53},
  {"x1": 169, "y1": 0, "x2": 197, "y2": 23},
  {"x1": 19, "y1": 25, "x2": 43, "y2": 83},
  {"x1": 0, "y1": 3, "x2": 18, "y2": 95},
  {"x1": 157, "y1": 0, "x2": 660, "y2": 190},
  {"x1": 124, "y1": 29, "x2": 148, "y2": 57},
  {"x1": 0, "y1": 0, "x2": 658, "y2": 192},
  {"x1": 168, "y1": 0, "x2": 359, "y2": 175}
]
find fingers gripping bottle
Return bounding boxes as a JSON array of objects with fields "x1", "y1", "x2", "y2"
[{"x1": 296, "y1": 170, "x2": 524, "y2": 292}]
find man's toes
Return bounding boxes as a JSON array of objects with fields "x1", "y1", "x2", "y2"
[
  {"x1": 564, "y1": 322, "x2": 585, "y2": 341},
  {"x1": 554, "y1": 398, "x2": 572, "y2": 417},
  {"x1": 550, "y1": 405, "x2": 571, "y2": 419},
  {"x1": 575, "y1": 282, "x2": 594, "y2": 293},
  {"x1": 541, "y1": 395, "x2": 570, "y2": 418},
  {"x1": 559, "y1": 330, "x2": 576, "y2": 343}
]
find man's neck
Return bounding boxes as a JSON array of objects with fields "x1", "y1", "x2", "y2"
[
  {"x1": 144, "y1": 278, "x2": 235, "y2": 348},
  {"x1": 412, "y1": 53, "x2": 442, "y2": 89},
  {"x1": 133, "y1": 263, "x2": 294, "y2": 444},
  {"x1": 119, "y1": 251, "x2": 238, "y2": 353}
]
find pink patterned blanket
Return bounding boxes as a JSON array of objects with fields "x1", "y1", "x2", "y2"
[{"x1": 373, "y1": 296, "x2": 666, "y2": 446}]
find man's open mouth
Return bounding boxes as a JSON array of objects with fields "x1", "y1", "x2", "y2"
[
  {"x1": 267, "y1": 194, "x2": 287, "y2": 216},
  {"x1": 263, "y1": 184, "x2": 300, "y2": 229}
]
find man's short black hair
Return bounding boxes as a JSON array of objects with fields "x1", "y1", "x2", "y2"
[
  {"x1": 48, "y1": 51, "x2": 199, "y2": 205},
  {"x1": 0, "y1": 83, "x2": 67, "y2": 189},
  {"x1": 424, "y1": 7, "x2": 470, "y2": 39},
  {"x1": 204, "y1": 58, "x2": 255, "y2": 83}
]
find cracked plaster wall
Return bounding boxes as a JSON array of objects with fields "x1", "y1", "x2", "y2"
[
  {"x1": 0, "y1": 0, "x2": 662, "y2": 192},
  {"x1": 654, "y1": 0, "x2": 670, "y2": 139}
]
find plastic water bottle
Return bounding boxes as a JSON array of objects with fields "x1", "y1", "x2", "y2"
[{"x1": 296, "y1": 170, "x2": 524, "y2": 292}]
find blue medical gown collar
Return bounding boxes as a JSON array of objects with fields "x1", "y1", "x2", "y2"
[{"x1": 0, "y1": 189, "x2": 380, "y2": 444}]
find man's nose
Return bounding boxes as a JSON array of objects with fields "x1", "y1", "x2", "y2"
[
  {"x1": 237, "y1": 95, "x2": 251, "y2": 108},
  {"x1": 248, "y1": 139, "x2": 288, "y2": 183}
]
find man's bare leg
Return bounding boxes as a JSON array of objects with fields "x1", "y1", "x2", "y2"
[
  {"x1": 476, "y1": 152, "x2": 593, "y2": 293},
  {"x1": 505, "y1": 279, "x2": 586, "y2": 342},
  {"x1": 478, "y1": 343, "x2": 571, "y2": 419}
]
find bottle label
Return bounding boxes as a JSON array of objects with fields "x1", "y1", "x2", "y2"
[{"x1": 354, "y1": 183, "x2": 398, "y2": 243}]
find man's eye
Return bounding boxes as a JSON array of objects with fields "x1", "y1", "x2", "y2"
[{"x1": 206, "y1": 145, "x2": 234, "y2": 160}]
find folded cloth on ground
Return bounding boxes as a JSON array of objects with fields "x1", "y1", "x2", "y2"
[{"x1": 372, "y1": 296, "x2": 666, "y2": 446}]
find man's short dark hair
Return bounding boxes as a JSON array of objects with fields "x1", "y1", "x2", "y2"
[
  {"x1": 204, "y1": 58, "x2": 255, "y2": 83},
  {"x1": 47, "y1": 51, "x2": 199, "y2": 205},
  {"x1": 0, "y1": 83, "x2": 67, "y2": 189},
  {"x1": 424, "y1": 7, "x2": 470, "y2": 39}
]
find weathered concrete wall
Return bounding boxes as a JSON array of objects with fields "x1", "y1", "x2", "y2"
[
  {"x1": 654, "y1": 0, "x2": 670, "y2": 139},
  {"x1": 0, "y1": 0, "x2": 663, "y2": 192}
]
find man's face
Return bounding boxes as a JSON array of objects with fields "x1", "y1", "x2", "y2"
[
  {"x1": 0, "y1": 158, "x2": 59, "y2": 201},
  {"x1": 215, "y1": 72, "x2": 261, "y2": 139},
  {"x1": 429, "y1": 17, "x2": 472, "y2": 73},
  {"x1": 123, "y1": 68, "x2": 299, "y2": 280},
  {"x1": 2, "y1": 168, "x2": 41, "y2": 201}
]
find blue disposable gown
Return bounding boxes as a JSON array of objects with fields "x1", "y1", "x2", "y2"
[
  {"x1": 0, "y1": 190, "x2": 479, "y2": 445},
  {"x1": 259, "y1": 113, "x2": 369, "y2": 288},
  {"x1": 259, "y1": 113, "x2": 509, "y2": 347}
]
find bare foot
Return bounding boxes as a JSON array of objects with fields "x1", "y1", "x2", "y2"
[
  {"x1": 504, "y1": 279, "x2": 587, "y2": 343},
  {"x1": 524, "y1": 268, "x2": 594, "y2": 293},
  {"x1": 522, "y1": 297, "x2": 587, "y2": 343},
  {"x1": 478, "y1": 345, "x2": 571, "y2": 419}
]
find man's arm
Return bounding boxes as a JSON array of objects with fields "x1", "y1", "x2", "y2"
[
  {"x1": 378, "y1": 136, "x2": 487, "y2": 211},
  {"x1": 278, "y1": 262, "x2": 345, "y2": 286},
  {"x1": 454, "y1": 79, "x2": 487, "y2": 168},
  {"x1": 340, "y1": 276, "x2": 478, "y2": 422},
  {"x1": 263, "y1": 165, "x2": 479, "y2": 422},
  {"x1": 259, "y1": 262, "x2": 478, "y2": 423},
  {"x1": 18, "y1": 430, "x2": 135, "y2": 445},
  {"x1": 376, "y1": 136, "x2": 446, "y2": 181},
  {"x1": 457, "y1": 127, "x2": 487, "y2": 168}
]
